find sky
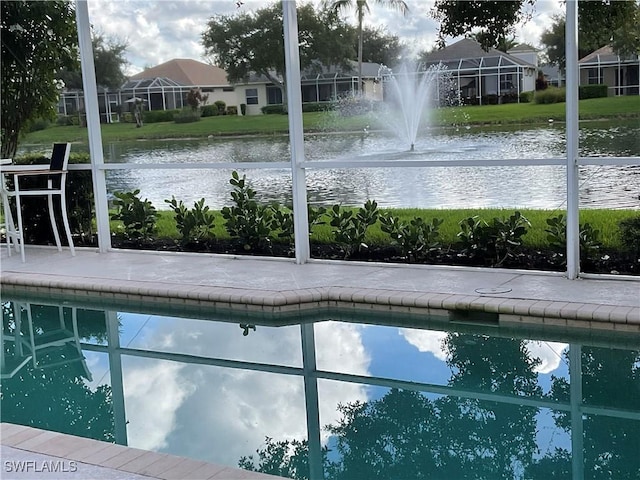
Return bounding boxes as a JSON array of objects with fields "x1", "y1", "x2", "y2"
[{"x1": 87, "y1": 0, "x2": 564, "y2": 76}]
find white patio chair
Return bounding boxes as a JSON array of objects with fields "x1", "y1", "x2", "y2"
[{"x1": 1, "y1": 143, "x2": 75, "y2": 261}]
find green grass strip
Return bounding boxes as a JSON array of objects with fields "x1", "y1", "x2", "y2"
[{"x1": 23, "y1": 96, "x2": 639, "y2": 145}]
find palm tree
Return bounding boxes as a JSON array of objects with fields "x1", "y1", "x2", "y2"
[{"x1": 327, "y1": 0, "x2": 409, "y2": 94}]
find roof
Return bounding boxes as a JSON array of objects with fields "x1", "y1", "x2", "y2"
[
  {"x1": 508, "y1": 43, "x2": 538, "y2": 53},
  {"x1": 129, "y1": 59, "x2": 229, "y2": 86},
  {"x1": 579, "y1": 45, "x2": 640, "y2": 64},
  {"x1": 422, "y1": 38, "x2": 535, "y2": 68}
]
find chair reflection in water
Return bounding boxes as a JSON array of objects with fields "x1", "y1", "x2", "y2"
[
  {"x1": 1, "y1": 302, "x2": 92, "y2": 381},
  {"x1": 1, "y1": 142, "x2": 75, "y2": 262}
]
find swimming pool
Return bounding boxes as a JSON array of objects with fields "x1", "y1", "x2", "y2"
[{"x1": 2, "y1": 292, "x2": 639, "y2": 480}]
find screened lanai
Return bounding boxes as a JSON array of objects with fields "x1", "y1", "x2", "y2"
[
  {"x1": 71, "y1": 0, "x2": 637, "y2": 284},
  {"x1": 119, "y1": 77, "x2": 189, "y2": 111},
  {"x1": 421, "y1": 38, "x2": 537, "y2": 104}
]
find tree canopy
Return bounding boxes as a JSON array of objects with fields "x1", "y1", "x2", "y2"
[
  {"x1": 541, "y1": 1, "x2": 640, "y2": 72},
  {"x1": 59, "y1": 33, "x2": 129, "y2": 90},
  {"x1": 1, "y1": 0, "x2": 78, "y2": 158},
  {"x1": 431, "y1": 0, "x2": 534, "y2": 51},
  {"x1": 202, "y1": 2, "x2": 354, "y2": 98},
  {"x1": 326, "y1": 0, "x2": 408, "y2": 92}
]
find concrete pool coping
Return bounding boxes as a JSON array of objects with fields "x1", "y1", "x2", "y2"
[
  {"x1": 1, "y1": 246, "x2": 638, "y2": 332},
  {"x1": 1, "y1": 423, "x2": 285, "y2": 479}
]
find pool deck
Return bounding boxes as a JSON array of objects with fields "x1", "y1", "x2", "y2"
[
  {"x1": 1, "y1": 246, "x2": 638, "y2": 331},
  {"x1": 1, "y1": 246, "x2": 639, "y2": 478}
]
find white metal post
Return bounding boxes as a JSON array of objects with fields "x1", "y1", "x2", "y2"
[
  {"x1": 283, "y1": 0, "x2": 310, "y2": 264},
  {"x1": 76, "y1": 0, "x2": 111, "y2": 251},
  {"x1": 566, "y1": 0, "x2": 580, "y2": 279},
  {"x1": 569, "y1": 344, "x2": 584, "y2": 480}
]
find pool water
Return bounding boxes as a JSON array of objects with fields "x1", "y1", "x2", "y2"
[{"x1": 1, "y1": 296, "x2": 639, "y2": 480}]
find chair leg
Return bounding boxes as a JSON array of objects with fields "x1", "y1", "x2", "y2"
[
  {"x1": 47, "y1": 194, "x2": 63, "y2": 252},
  {"x1": 59, "y1": 192, "x2": 75, "y2": 256},
  {"x1": 14, "y1": 189, "x2": 25, "y2": 263}
]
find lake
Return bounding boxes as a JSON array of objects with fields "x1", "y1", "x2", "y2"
[{"x1": 24, "y1": 121, "x2": 640, "y2": 210}]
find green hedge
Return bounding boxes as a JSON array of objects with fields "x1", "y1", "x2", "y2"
[
  {"x1": 519, "y1": 91, "x2": 534, "y2": 103},
  {"x1": 261, "y1": 104, "x2": 286, "y2": 114},
  {"x1": 534, "y1": 86, "x2": 566, "y2": 104},
  {"x1": 143, "y1": 109, "x2": 178, "y2": 123},
  {"x1": 579, "y1": 84, "x2": 608, "y2": 99}
]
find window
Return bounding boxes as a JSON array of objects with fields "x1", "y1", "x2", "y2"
[
  {"x1": 245, "y1": 88, "x2": 258, "y2": 105},
  {"x1": 588, "y1": 68, "x2": 602, "y2": 84},
  {"x1": 266, "y1": 86, "x2": 282, "y2": 105}
]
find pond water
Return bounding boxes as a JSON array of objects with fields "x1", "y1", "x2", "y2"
[
  {"x1": 100, "y1": 122, "x2": 639, "y2": 210},
  {"x1": 2, "y1": 295, "x2": 639, "y2": 479}
]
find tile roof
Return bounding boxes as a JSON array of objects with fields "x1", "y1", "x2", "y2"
[
  {"x1": 130, "y1": 58, "x2": 229, "y2": 86},
  {"x1": 423, "y1": 38, "x2": 535, "y2": 67}
]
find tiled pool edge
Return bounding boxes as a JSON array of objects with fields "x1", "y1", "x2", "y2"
[
  {"x1": 1, "y1": 423, "x2": 285, "y2": 480},
  {"x1": 2, "y1": 272, "x2": 638, "y2": 332}
]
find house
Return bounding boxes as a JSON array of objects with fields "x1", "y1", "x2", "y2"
[
  {"x1": 58, "y1": 59, "x2": 234, "y2": 123},
  {"x1": 58, "y1": 58, "x2": 384, "y2": 120},
  {"x1": 579, "y1": 45, "x2": 639, "y2": 95},
  {"x1": 238, "y1": 61, "x2": 383, "y2": 115},
  {"x1": 421, "y1": 38, "x2": 538, "y2": 104}
]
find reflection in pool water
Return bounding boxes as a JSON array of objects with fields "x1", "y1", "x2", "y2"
[{"x1": 1, "y1": 297, "x2": 639, "y2": 479}]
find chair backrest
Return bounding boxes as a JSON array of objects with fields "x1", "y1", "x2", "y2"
[
  {"x1": 50, "y1": 143, "x2": 71, "y2": 171},
  {"x1": 48, "y1": 143, "x2": 71, "y2": 189}
]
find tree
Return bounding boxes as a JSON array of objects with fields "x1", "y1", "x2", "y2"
[
  {"x1": 431, "y1": 0, "x2": 534, "y2": 51},
  {"x1": 59, "y1": 33, "x2": 129, "y2": 90},
  {"x1": 1, "y1": 0, "x2": 78, "y2": 158},
  {"x1": 359, "y1": 26, "x2": 404, "y2": 67},
  {"x1": 327, "y1": 0, "x2": 408, "y2": 93},
  {"x1": 541, "y1": 1, "x2": 639, "y2": 73},
  {"x1": 202, "y1": 2, "x2": 354, "y2": 106}
]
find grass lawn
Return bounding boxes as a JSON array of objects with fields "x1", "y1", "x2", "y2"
[{"x1": 23, "y1": 96, "x2": 640, "y2": 146}]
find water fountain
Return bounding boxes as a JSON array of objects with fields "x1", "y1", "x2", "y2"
[{"x1": 377, "y1": 63, "x2": 449, "y2": 152}]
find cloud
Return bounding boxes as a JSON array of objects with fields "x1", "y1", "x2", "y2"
[
  {"x1": 118, "y1": 316, "x2": 370, "y2": 466},
  {"x1": 399, "y1": 327, "x2": 568, "y2": 374},
  {"x1": 88, "y1": 0, "x2": 563, "y2": 75}
]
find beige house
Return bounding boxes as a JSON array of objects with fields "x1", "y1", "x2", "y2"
[
  {"x1": 579, "y1": 45, "x2": 639, "y2": 96},
  {"x1": 58, "y1": 58, "x2": 384, "y2": 120}
]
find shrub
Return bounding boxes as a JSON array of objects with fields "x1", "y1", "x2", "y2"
[
  {"x1": 143, "y1": 110, "x2": 177, "y2": 123},
  {"x1": 56, "y1": 115, "x2": 79, "y2": 126},
  {"x1": 240, "y1": 103, "x2": 247, "y2": 116},
  {"x1": 271, "y1": 203, "x2": 327, "y2": 243},
  {"x1": 619, "y1": 216, "x2": 640, "y2": 254},
  {"x1": 458, "y1": 211, "x2": 530, "y2": 266},
  {"x1": 26, "y1": 118, "x2": 50, "y2": 132},
  {"x1": 545, "y1": 213, "x2": 603, "y2": 262},
  {"x1": 534, "y1": 86, "x2": 565, "y2": 104},
  {"x1": 226, "y1": 106, "x2": 238, "y2": 115},
  {"x1": 482, "y1": 94, "x2": 499, "y2": 105},
  {"x1": 110, "y1": 189, "x2": 157, "y2": 240},
  {"x1": 214, "y1": 100, "x2": 226, "y2": 114},
  {"x1": 261, "y1": 105, "x2": 285, "y2": 115},
  {"x1": 174, "y1": 108, "x2": 201, "y2": 124},
  {"x1": 201, "y1": 105, "x2": 219, "y2": 117},
  {"x1": 329, "y1": 200, "x2": 379, "y2": 258},
  {"x1": 221, "y1": 171, "x2": 274, "y2": 251},
  {"x1": 579, "y1": 84, "x2": 608, "y2": 99},
  {"x1": 165, "y1": 197, "x2": 215, "y2": 243},
  {"x1": 302, "y1": 102, "x2": 332, "y2": 113},
  {"x1": 380, "y1": 214, "x2": 443, "y2": 262},
  {"x1": 519, "y1": 91, "x2": 534, "y2": 103},
  {"x1": 500, "y1": 93, "x2": 519, "y2": 104}
]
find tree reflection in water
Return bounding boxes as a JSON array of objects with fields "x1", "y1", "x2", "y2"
[{"x1": 240, "y1": 333, "x2": 640, "y2": 480}]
